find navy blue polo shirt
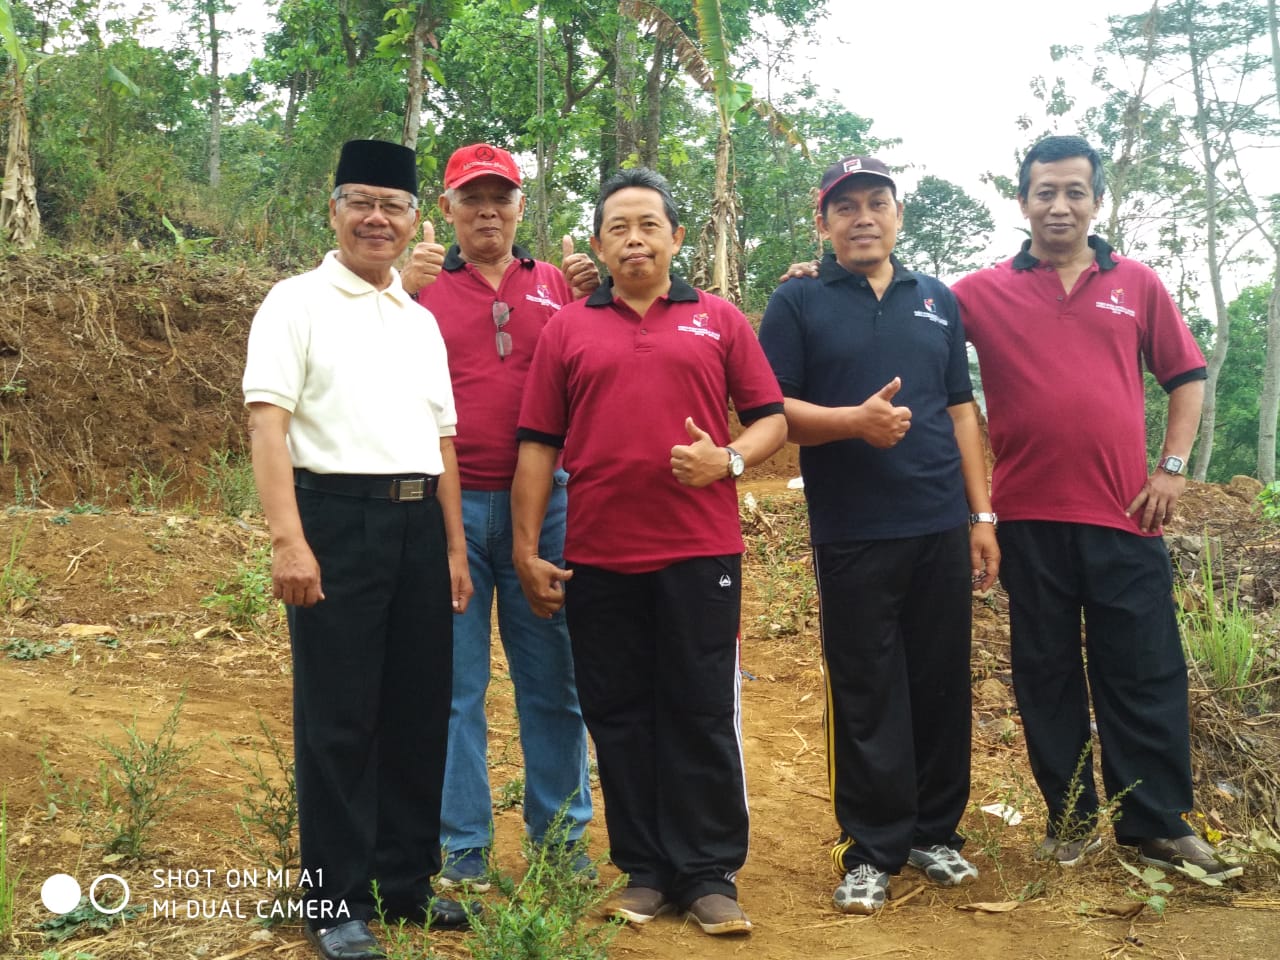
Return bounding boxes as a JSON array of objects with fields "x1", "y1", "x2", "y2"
[{"x1": 759, "y1": 254, "x2": 973, "y2": 543}]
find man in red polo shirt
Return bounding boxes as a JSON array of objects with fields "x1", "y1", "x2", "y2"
[
  {"x1": 400, "y1": 144, "x2": 599, "y2": 891},
  {"x1": 952, "y1": 135, "x2": 1240, "y2": 879},
  {"x1": 512, "y1": 167, "x2": 786, "y2": 935}
]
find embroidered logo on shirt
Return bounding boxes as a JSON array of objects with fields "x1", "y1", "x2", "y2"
[
  {"x1": 913, "y1": 307, "x2": 948, "y2": 327},
  {"x1": 677, "y1": 312, "x2": 722, "y2": 340},
  {"x1": 718, "y1": 573, "x2": 733, "y2": 588},
  {"x1": 1094, "y1": 290, "x2": 1136, "y2": 318},
  {"x1": 524, "y1": 283, "x2": 563, "y2": 311}
]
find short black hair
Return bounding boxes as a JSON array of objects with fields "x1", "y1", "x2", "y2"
[
  {"x1": 1018, "y1": 135, "x2": 1105, "y2": 201},
  {"x1": 593, "y1": 167, "x2": 681, "y2": 237}
]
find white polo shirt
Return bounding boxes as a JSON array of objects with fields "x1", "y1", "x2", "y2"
[{"x1": 243, "y1": 251, "x2": 457, "y2": 475}]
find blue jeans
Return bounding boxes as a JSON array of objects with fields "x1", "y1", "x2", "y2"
[{"x1": 440, "y1": 475, "x2": 592, "y2": 853}]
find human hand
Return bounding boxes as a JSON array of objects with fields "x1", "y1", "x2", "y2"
[
  {"x1": 670, "y1": 417, "x2": 728, "y2": 487},
  {"x1": 562, "y1": 235, "x2": 600, "y2": 300},
  {"x1": 778, "y1": 260, "x2": 820, "y2": 283},
  {"x1": 449, "y1": 550, "x2": 474, "y2": 615},
  {"x1": 969, "y1": 523, "x2": 1000, "y2": 592},
  {"x1": 1125, "y1": 469, "x2": 1186, "y2": 533},
  {"x1": 514, "y1": 553, "x2": 574, "y2": 618},
  {"x1": 271, "y1": 538, "x2": 325, "y2": 608},
  {"x1": 402, "y1": 220, "x2": 445, "y2": 295},
  {"x1": 857, "y1": 377, "x2": 912, "y2": 448}
]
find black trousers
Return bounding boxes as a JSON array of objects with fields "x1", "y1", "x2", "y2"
[
  {"x1": 289, "y1": 487, "x2": 454, "y2": 927},
  {"x1": 997, "y1": 521, "x2": 1194, "y2": 841},
  {"x1": 815, "y1": 526, "x2": 972, "y2": 874},
  {"x1": 565, "y1": 556, "x2": 747, "y2": 909}
]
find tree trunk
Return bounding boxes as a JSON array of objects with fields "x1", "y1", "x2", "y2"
[
  {"x1": 337, "y1": 0, "x2": 358, "y2": 70},
  {"x1": 1259, "y1": 0, "x2": 1280, "y2": 482},
  {"x1": 640, "y1": 34, "x2": 666, "y2": 168},
  {"x1": 1259, "y1": 267, "x2": 1280, "y2": 482},
  {"x1": 401, "y1": 2, "x2": 432, "y2": 150},
  {"x1": 1184, "y1": 4, "x2": 1229, "y2": 482},
  {"x1": 614, "y1": 17, "x2": 639, "y2": 166},
  {"x1": 0, "y1": 68, "x2": 40, "y2": 248},
  {"x1": 206, "y1": 3, "x2": 221, "y2": 187}
]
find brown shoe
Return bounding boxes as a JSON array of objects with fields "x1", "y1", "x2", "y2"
[
  {"x1": 1138, "y1": 835, "x2": 1244, "y2": 879},
  {"x1": 605, "y1": 886, "x2": 673, "y2": 924},
  {"x1": 686, "y1": 894, "x2": 752, "y2": 936}
]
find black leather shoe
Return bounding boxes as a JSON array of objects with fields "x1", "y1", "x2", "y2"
[
  {"x1": 427, "y1": 896, "x2": 478, "y2": 930},
  {"x1": 305, "y1": 920, "x2": 386, "y2": 960},
  {"x1": 388, "y1": 896, "x2": 480, "y2": 930}
]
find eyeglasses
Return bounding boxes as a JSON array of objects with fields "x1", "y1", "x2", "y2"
[
  {"x1": 337, "y1": 191, "x2": 418, "y2": 218},
  {"x1": 493, "y1": 301, "x2": 512, "y2": 360}
]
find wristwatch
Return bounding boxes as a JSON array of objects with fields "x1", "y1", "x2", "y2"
[
  {"x1": 1158, "y1": 455, "x2": 1187, "y2": 476},
  {"x1": 725, "y1": 446, "x2": 745, "y2": 479},
  {"x1": 969, "y1": 512, "x2": 998, "y2": 526}
]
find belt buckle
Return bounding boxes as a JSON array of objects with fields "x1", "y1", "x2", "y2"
[{"x1": 391, "y1": 478, "x2": 425, "y2": 502}]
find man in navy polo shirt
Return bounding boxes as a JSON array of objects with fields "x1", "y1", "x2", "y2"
[
  {"x1": 511, "y1": 167, "x2": 786, "y2": 936},
  {"x1": 759, "y1": 156, "x2": 998, "y2": 915},
  {"x1": 953, "y1": 135, "x2": 1240, "y2": 879},
  {"x1": 400, "y1": 143, "x2": 597, "y2": 892}
]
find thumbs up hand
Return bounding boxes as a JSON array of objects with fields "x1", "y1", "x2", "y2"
[
  {"x1": 402, "y1": 219, "x2": 445, "y2": 295},
  {"x1": 857, "y1": 377, "x2": 912, "y2": 448},
  {"x1": 670, "y1": 416, "x2": 728, "y2": 487},
  {"x1": 561, "y1": 234, "x2": 601, "y2": 300}
]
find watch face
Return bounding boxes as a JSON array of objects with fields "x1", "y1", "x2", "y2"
[
  {"x1": 730, "y1": 456, "x2": 745, "y2": 477},
  {"x1": 1161, "y1": 456, "x2": 1185, "y2": 475}
]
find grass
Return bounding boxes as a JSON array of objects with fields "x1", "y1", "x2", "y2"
[
  {"x1": 200, "y1": 546, "x2": 279, "y2": 630},
  {"x1": 124, "y1": 460, "x2": 181, "y2": 512},
  {"x1": 0, "y1": 796, "x2": 20, "y2": 950},
  {"x1": 1177, "y1": 541, "x2": 1271, "y2": 706},
  {"x1": 224, "y1": 716, "x2": 300, "y2": 914},
  {"x1": 0, "y1": 521, "x2": 40, "y2": 609},
  {"x1": 42, "y1": 695, "x2": 204, "y2": 859},
  {"x1": 465, "y1": 811, "x2": 620, "y2": 960},
  {"x1": 200, "y1": 448, "x2": 260, "y2": 517}
]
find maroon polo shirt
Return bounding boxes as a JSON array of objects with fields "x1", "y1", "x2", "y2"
[
  {"x1": 518, "y1": 276, "x2": 784, "y2": 574},
  {"x1": 952, "y1": 237, "x2": 1206, "y2": 535},
  {"x1": 416, "y1": 244, "x2": 571, "y2": 489}
]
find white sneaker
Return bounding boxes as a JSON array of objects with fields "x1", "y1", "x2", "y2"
[
  {"x1": 907, "y1": 844, "x2": 978, "y2": 886},
  {"x1": 833, "y1": 863, "x2": 889, "y2": 914}
]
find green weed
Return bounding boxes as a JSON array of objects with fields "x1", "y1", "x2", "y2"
[
  {"x1": 87, "y1": 693, "x2": 203, "y2": 858},
  {"x1": 0, "y1": 522, "x2": 40, "y2": 608},
  {"x1": 1177, "y1": 544, "x2": 1268, "y2": 705},
  {"x1": 1257, "y1": 481, "x2": 1280, "y2": 523},
  {"x1": 125, "y1": 461, "x2": 181, "y2": 512},
  {"x1": 1044, "y1": 740, "x2": 1135, "y2": 856},
  {"x1": 1117, "y1": 859, "x2": 1173, "y2": 916},
  {"x1": 494, "y1": 776, "x2": 524, "y2": 813},
  {"x1": 98, "y1": 694, "x2": 202, "y2": 857},
  {"x1": 962, "y1": 771, "x2": 1041, "y2": 900},
  {"x1": 465, "y1": 808, "x2": 620, "y2": 960},
  {"x1": 36, "y1": 893, "x2": 144, "y2": 942},
  {"x1": 0, "y1": 796, "x2": 20, "y2": 948},
  {"x1": 224, "y1": 717, "x2": 300, "y2": 915},
  {"x1": 201, "y1": 546, "x2": 278, "y2": 630},
  {"x1": 4, "y1": 637, "x2": 73, "y2": 660},
  {"x1": 200, "y1": 448, "x2": 260, "y2": 517}
]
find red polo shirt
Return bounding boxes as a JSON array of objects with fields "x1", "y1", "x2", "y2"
[
  {"x1": 518, "y1": 276, "x2": 784, "y2": 573},
  {"x1": 416, "y1": 245, "x2": 571, "y2": 489},
  {"x1": 952, "y1": 237, "x2": 1206, "y2": 535}
]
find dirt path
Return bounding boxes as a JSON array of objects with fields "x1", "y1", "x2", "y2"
[{"x1": 0, "y1": 504, "x2": 1277, "y2": 960}]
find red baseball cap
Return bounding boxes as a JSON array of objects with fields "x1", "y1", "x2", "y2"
[
  {"x1": 818, "y1": 156, "x2": 896, "y2": 209},
  {"x1": 443, "y1": 144, "x2": 522, "y2": 189}
]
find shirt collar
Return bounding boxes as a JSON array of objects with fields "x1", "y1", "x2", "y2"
[
  {"x1": 817, "y1": 252, "x2": 916, "y2": 289},
  {"x1": 1013, "y1": 234, "x2": 1118, "y2": 272},
  {"x1": 585, "y1": 274, "x2": 700, "y2": 307},
  {"x1": 321, "y1": 250, "x2": 414, "y2": 305},
  {"x1": 443, "y1": 243, "x2": 537, "y2": 272}
]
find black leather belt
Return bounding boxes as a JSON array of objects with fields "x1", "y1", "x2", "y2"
[{"x1": 294, "y1": 469, "x2": 439, "y2": 502}]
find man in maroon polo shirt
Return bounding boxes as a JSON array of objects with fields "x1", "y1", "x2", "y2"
[
  {"x1": 952, "y1": 135, "x2": 1240, "y2": 879},
  {"x1": 511, "y1": 167, "x2": 787, "y2": 935},
  {"x1": 400, "y1": 144, "x2": 599, "y2": 891}
]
